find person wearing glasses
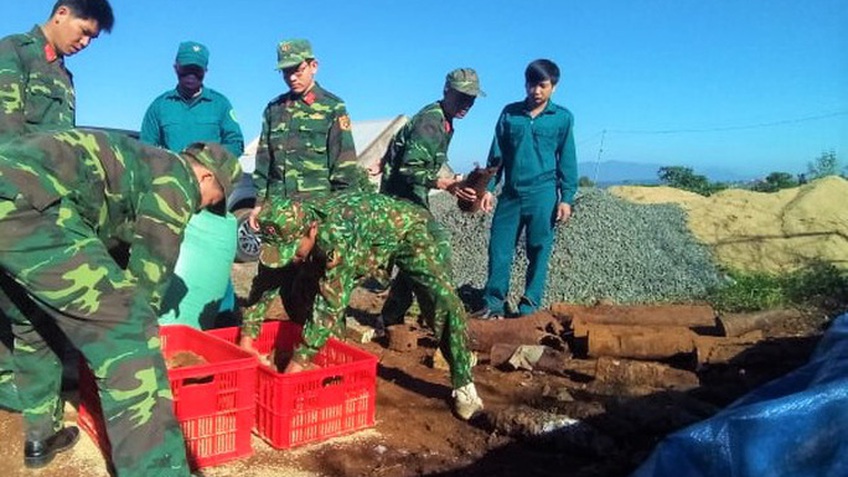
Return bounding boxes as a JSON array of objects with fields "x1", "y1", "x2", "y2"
[{"x1": 245, "y1": 38, "x2": 359, "y2": 324}]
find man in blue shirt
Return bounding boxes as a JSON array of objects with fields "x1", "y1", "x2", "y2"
[
  {"x1": 140, "y1": 41, "x2": 244, "y2": 327},
  {"x1": 474, "y1": 59, "x2": 577, "y2": 319},
  {"x1": 140, "y1": 41, "x2": 243, "y2": 158}
]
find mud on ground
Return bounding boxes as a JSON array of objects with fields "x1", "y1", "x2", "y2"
[{"x1": 0, "y1": 262, "x2": 829, "y2": 477}]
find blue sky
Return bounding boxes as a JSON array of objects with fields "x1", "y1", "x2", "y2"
[{"x1": 5, "y1": 0, "x2": 846, "y2": 179}]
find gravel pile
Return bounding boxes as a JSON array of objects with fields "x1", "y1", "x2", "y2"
[{"x1": 429, "y1": 188, "x2": 721, "y2": 308}]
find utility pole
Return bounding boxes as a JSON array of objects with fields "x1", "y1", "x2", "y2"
[{"x1": 593, "y1": 129, "x2": 606, "y2": 185}]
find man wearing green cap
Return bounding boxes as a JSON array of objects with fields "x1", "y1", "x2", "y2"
[
  {"x1": 239, "y1": 191, "x2": 484, "y2": 421},
  {"x1": 374, "y1": 68, "x2": 483, "y2": 331},
  {"x1": 141, "y1": 40, "x2": 245, "y2": 327},
  {"x1": 141, "y1": 41, "x2": 244, "y2": 159},
  {"x1": 0, "y1": 128, "x2": 240, "y2": 474},
  {"x1": 246, "y1": 38, "x2": 359, "y2": 323},
  {"x1": 0, "y1": 0, "x2": 114, "y2": 414},
  {"x1": 249, "y1": 38, "x2": 358, "y2": 225}
]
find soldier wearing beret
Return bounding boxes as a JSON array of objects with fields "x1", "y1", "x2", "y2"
[
  {"x1": 0, "y1": 0, "x2": 114, "y2": 414},
  {"x1": 375, "y1": 68, "x2": 484, "y2": 331},
  {"x1": 246, "y1": 38, "x2": 360, "y2": 323},
  {"x1": 239, "y1": 191, "x2": 484, "y2": 421},
  {"x1": 0, "y1": 129, "x2": 240, "y2": 474}
]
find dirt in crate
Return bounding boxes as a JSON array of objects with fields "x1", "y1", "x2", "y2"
[{"x1": 165, "y1": 350, "x2": 208, "y2": 369}]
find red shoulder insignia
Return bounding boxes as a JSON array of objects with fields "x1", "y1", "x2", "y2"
[
  {"x1": 44, "y1": 43, "x2": 57, "y2": 62},
  {"x1": 444, "y1": 120, "x2": 452, "y2": 134}
]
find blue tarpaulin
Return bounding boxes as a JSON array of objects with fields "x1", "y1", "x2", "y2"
[{"x1": 631, "y1": 313, "x2": 848, "y2": 477}]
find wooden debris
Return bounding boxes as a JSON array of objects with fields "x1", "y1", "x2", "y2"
[
  {"x1": 490, "y1": 343, "x2": 571, "y2": 374},
  {"x1": 553, "y1": 303, "x2": 717, "y2": 329},
  {"x1": 467, "y1": 311, "x2": 565, "y2": 353},
  {"x1": 717, "y1": 309, "x2": 803, "y2": 337},
  {"x1": 694, "y1": 331, "x2": 766, "y2": 365},
  {"x1": 594, "y1": 356, "x2": 700, "y2": 391},
  {"x1": 387, "y1": 324, "x2": 419, "y2": 352},
  {"x1": 584, "y1": 324, "x2": 698, "y2": 359}
]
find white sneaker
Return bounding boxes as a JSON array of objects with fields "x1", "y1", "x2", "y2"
[{"x1": 452, "y1": 383, "x2": 484, "y2": 420}]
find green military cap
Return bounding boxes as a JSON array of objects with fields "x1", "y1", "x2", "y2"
[
  {"x1": 175, "y1": 41, "x2": 209, "y2": 68},
  {"x1": 445, "y1": 68, "x2": 485, "y2": 97},
  {"x1": 276, "y1": 38, "x2": 314, "y2": 70},
  {"x1": 256, "y1": 197, "x2": 316, "y2": 268},
  {"x1": 180, "y1": 143, "x2": 242, "y2": 198}
]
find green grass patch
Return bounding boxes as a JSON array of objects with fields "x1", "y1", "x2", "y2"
[{"x1": 709, "y1": 262, "x2": 848, "y2": 314}]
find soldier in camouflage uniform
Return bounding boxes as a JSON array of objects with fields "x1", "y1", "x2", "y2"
[
  {"x1": 0, "y1": 0, "x2": 114, "y2": 139},
  {"x1": 239, "y1": 191, "x2": 484, "y2": 421},
  {"x1": 246, "y1": 38, "x2": 359, "y2": 323},
  {"x1": 376, "y1": 68, "x2": 484, "y2": 330},
  {"x1": 0, "y1": 128, "x2": 240, "y2": 474},
  {"x1": 0, "y1": 0, "x2": 114, "y2": 413}
]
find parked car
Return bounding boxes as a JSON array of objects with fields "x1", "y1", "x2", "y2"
[{"x1": 226, "y1": 146, "x2": 261, "y2": 263}]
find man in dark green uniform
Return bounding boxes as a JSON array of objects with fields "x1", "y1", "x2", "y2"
[
  {"x1": 0, "y1": 128, "x2": 240, "y2": 474},
  {"x1": 474, "y1": 59, "x2": 577, "y2": 319},
  {"x1": 376, "y1": 68, "x2": 483, "y2": 330},
  {"x1": 141, "y1": 40, "x2": 245, "y2": 325},
  {"x1": 140, "y1": 40, "x2": 244, "y2": 158},
  {"x1": 239, "y1": 191, "x2": 484, "y2": 421},
  {"x1": 0, "y1": 0, "x2": 114, "y2": 412},
  {"x1": 246, "y1": 38, "x2": 360, "y2": 322}
]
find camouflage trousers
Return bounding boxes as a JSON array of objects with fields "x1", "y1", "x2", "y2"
[
  {"x1": 305, "y1": 218, "x2": 474, "y2": 389},
  {"x1": 0, "y1": 194, "x2": 190, "y2": 476},
  {"x1": 380, "y1": 213, "x2": 452, "y2": 326},
  {"x1": 0, "y1": 308, "x2": 21, "y2": 412}
]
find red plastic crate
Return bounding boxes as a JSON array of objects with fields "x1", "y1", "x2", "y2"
[
  {"x1": 207, "y1": 321, "x2": 377, "y2": 449},
  {"x1": 77, "y1": 324, "x2": 257, "y2": 469}
]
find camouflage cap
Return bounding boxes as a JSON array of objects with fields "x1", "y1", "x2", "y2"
[
  {"x1": 175, "y1": 41, "x2": 209, "y2": 68},
  {"x1": 180, "y1": 143, "x2": 242, "y2": 199},
  {"x1": 256, "y1": 197, "x2": 314, "y2": 268},
  {"x1": 445, "y1": 68, "x2": 485, "y2": 97},
  {"x1": 276, "y1": 39, "x2": 314, "y2": 70}
]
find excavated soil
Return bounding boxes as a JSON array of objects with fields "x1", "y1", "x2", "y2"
[
  {"x1": 0, "y1": 262, "x2": 829, "y2": 477},
  {"x1": 609, "y1": 176, "x2": 848, "y2": 273}
]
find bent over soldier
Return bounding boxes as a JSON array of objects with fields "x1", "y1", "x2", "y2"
[
  {"x1": 0, "y1": 0, "x2": 114, "y2": 413},
  {"x1": 239, "y1": 191, "x2": 484, "y2": 420},
  {"x1": 0, "y1": 129, "x2": 240, "y2": 474}
]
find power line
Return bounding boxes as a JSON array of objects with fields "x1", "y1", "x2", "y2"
[{"x1": 605, "y1": 110, "x2": 848, "y2": 135}]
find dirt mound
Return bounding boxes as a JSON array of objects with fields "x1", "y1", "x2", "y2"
[{"x1": 610, "y1": 176, "x2": 848, "y2": 273}]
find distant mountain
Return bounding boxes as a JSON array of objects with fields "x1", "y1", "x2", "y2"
[{"x1": 579, "y1": 160, "x2": 752, "y2": 186}]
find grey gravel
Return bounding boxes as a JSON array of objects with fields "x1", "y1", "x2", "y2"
[{"x1": 429, "y1": 188, "x2": 721, "y2": 308}]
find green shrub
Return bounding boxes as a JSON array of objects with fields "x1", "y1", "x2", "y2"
[{"x1": 709, "y1": 262, "x2": 848, "y2": 314}]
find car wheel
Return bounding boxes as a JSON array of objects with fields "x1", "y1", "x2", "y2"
[{"x1": 233, "y1": 208, "x2": 261, "y2": 262}]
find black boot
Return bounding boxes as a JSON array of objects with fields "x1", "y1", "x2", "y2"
[{"x1": 24, "y1": 426, "x2": 80, "y2": 468}]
